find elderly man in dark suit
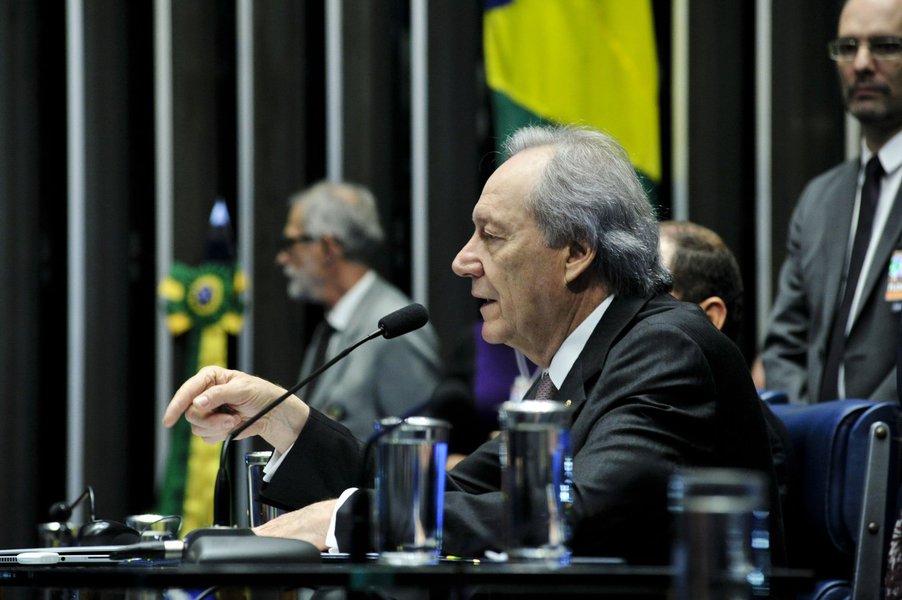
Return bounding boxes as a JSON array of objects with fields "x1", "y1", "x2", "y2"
[
  {"x1": 163, "y1": 125, "x2": 783, "y2": 565},
  {"x1": 762, "y1": 0, "x2": 902, "y2": 405}
]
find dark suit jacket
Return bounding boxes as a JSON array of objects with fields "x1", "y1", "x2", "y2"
[
  {"x1": 762, "y1": 158, "x2": 902, "y2": 404},
  {"x1": 263, "y1": 293, "x2": 784, "y2": 566}
]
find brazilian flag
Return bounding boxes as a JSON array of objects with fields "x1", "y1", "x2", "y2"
[
  {"x1": 484, "y1": 0, "x2": 660, "y2": 197},
  {"x1": 157, "y1": 201, "x2": 245, "y2": 534}
]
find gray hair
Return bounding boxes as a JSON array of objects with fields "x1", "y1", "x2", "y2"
[
  {"x1": 289, "y1": 181, "x2": 385, "y2": 263},
  {"x1": 503, "y1": 125, "x2": 671, "y2": 297}
]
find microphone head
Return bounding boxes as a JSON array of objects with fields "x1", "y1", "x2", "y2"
[
  {"x1": 48, "y1": 501, "x2": 71, "y2": 522},
  {"x1": 378, "y1": 303, "x2": 429, "y2": 339}
]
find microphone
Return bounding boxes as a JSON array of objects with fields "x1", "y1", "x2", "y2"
[
  {"x1": 212, "y1": 303, "x2": 430, "y2": 526},
  {"x1": 378, "y1": 303, "x2": 429, "y2": 339},
  {"x1": 48, "y1": 487, "x2": 96, "y2": 523},
  {"x1": 47, "y1": 486, "x2": 141, "y2": 545}
]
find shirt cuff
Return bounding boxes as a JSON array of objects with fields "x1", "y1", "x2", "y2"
[
  {"x1": 326, "y1": 487, "x2": 359, "y2": 554},
  {"x1": 262, "y1": 444, "x2": 293, "y2": 482}
]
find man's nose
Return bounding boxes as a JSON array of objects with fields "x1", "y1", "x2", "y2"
[
  {"x1": 452, "y1": 235, "x2": 482, "y2": 278},
  {"x1": 853, "y1": 43, "x2": 877, "y2": 71}
]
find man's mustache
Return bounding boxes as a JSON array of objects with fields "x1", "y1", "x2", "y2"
[{"x1": 848, "y1": 80, "x2": 891, "y2": 98}]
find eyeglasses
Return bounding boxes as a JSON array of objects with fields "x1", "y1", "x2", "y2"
[
  {"x1": 828, "y1": 36, "x2": 902, "y2": 62},
  {"x1": 277, "y1": 234, "x2": 318, "y2": 253}
]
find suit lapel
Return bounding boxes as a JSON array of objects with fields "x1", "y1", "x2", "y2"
[
  {"x1": 852, "y1": 179, "x2": 902, "y2": 326},
  {"x1": 822, "y1": 161, "x2": 860, "y2": 330},
  {"x1": 556, "y1": 295, "x2": 649, "y2": 416}
]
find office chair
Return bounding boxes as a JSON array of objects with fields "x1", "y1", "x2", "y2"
[
  {"x1": 770, "y1": 399, "x2": 900, "y2": 600},
  {"x1": 758, "y1": 389, "x2": 789, "y2": 405}
]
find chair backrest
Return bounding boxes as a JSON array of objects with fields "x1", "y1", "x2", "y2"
[
  {"x1": 759, "y1": 389, "x2": 789, "y2": 405},
  {"x1": 770, "y1": 399, "x2": 900, "y2": 600}
]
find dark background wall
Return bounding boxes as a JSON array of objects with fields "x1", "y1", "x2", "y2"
[{"x1": 0, "y1": 0, "x2": 848, "y2": 547}]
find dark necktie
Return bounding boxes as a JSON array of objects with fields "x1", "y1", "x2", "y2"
[
  {"x1": 303, "y1": 320, "x2": 335, "y2": 401},
  {"x1": 533, "y1": 372, "x2": 558, "y2": 400},
  {"x1": 820, "y1": 156, "x2": 884, "y2": 401}
]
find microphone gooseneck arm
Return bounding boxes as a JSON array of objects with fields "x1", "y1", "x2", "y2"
[
  {"x1": 227, "y1": 328, "x2": 384, "y2": 445},
  {"x1": 212, "y1": 303, "x2": 429, "y2": 527},
  {"x1": 49, "y1": 486, "x2": 97, "y2": 522},
  {"x1": 213, "y1": 327, "x2": 385, "y2": 526}
]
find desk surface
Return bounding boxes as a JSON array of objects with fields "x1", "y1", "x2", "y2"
[{"x1": 0, "y1": 561, "x2": 813, "y2": 597}]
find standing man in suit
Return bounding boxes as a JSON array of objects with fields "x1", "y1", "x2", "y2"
[
  {"x1": 276, "y1": 181, "x2": 442, "y2": 439},
  {"x1": 762, "y1": 0, "x2": 902, "y2": 405},
  {"x1": 164, "y1": 125, "x2": 783, "y2": 565}
]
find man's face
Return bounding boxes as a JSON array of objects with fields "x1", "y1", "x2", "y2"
[
  {"x1": 451, "y1": 147, "x2": 573, "y2": 363},
  {"x1": 836, "y1": 0, "x2": 902, "y2": 133},
  {"x1": 276, "y1": 204, "x2": 326, "y2": 302}
]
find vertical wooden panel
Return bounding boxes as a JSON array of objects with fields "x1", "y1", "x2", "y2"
[
  {"x1": 0, "y1": 0, "x2": 65, "y2": 547},
  {"x1": 172, "y1": 1, "x2": 223, "y2": 269},
  {"x1": 769, "y1": 1, "x2": 846, "y2": 289},
  {"x1": 81, "y1": 0, "x2": 157, "y2": 520},
  {"x1": 426, "y1": 0, "x2": 483, "y2": 356},
  {"x1": 686, "y1": 0, "x2": 759, "y2": 359},
  {"x1": 341, "y1": 1, "x2": 398, "y2": 282},
  {"x1": 251, "y1": 1, "x2": 324, "y2": 386},
  {"x1": 32, "y1": 0, "x2": 70, "y2": 538}
]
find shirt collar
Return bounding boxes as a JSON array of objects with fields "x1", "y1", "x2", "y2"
[
  {"x1": 325, "y1": 270, "x2": 376, "y2": 331},
  {"x1": 862, "y1": 130, "x2": 902, "y2": 176},
  {"x1": 545, "y1": 294, "x2": 614, "y2": 389}
]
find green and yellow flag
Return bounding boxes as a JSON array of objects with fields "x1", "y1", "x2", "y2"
[
  {"x1": 484, "y1": 0, "x2": 660, "y2": 195},
  {"x1": 157, "y1": 201, "x2": 246, "y2": 534}
]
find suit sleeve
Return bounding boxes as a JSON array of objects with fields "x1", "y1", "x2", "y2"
[
  {"x1": 260, "y1": 409, "x2": 366, "y2": 510},
  {"x1": 762, "y1": 188, "x2": 815, "y2": 404}
]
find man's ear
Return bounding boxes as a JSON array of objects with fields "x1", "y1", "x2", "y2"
[
  {"x1": 319, "y1": 234, "x2": 343, "y2": 260},
  {"x1": 564, "y1": 241, "x2": 596, "y2": 284},
  {"x1": 698, "y1": 296, "x2": 727, "y2": 331}
]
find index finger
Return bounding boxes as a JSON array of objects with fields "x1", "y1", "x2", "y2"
[{"x1": 162, "y1": 365, "x2": 233, "y2": 427}]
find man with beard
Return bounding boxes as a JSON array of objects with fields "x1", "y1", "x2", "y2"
[
  {"x1": 274, "y1": 181, "x2": 441, "y2": 440},
  {"x1": 762, "y1": 0, "x2": 902, "y2": 405}
]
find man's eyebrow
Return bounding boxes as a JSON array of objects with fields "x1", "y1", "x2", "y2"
[{"x1": 473, "y1": 213, "x2": 505, "y2": 231}]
